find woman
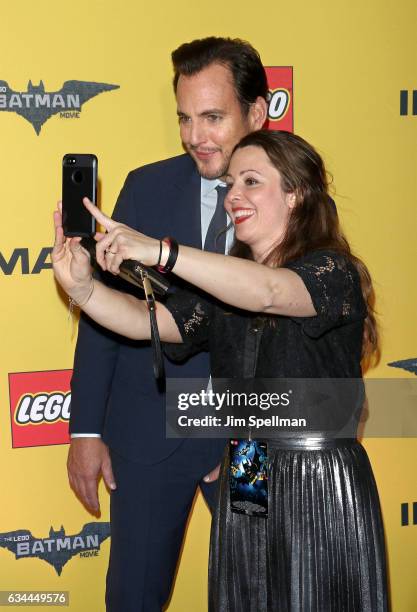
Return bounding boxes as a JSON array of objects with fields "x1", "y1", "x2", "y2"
[{"x1": 53, "y1": 130, "x2": 387, "y2": 611}]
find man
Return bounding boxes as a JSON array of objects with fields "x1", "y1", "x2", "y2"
[{"x1": 69, "y1": 37, "x2": 268, "y2": 611}]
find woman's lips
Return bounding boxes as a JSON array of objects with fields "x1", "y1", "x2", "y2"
[{"x1": 232, "y1": 208, "x2": 255, "y2": 225}]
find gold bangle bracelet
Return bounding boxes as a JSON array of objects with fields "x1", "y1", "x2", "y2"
[{"x1": 68, "y1": 279, "x2": 95, "y2": 317}]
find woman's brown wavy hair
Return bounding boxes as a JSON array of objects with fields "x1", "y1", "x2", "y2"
[{"x1": 229, "y1": 129, "x2": 379, "y2": 367}]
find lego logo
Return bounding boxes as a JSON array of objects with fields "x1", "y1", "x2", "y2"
[
  {"x1": 15, "y1": 392, "x2": 71, "y2": 425},
  {"x1": 268, "y1": 88, "x2": 290, "y2": 122}
]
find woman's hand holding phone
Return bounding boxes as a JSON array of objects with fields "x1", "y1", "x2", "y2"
[{"x1": 52, "y1": 202, "x2": 93, "y2": 304}]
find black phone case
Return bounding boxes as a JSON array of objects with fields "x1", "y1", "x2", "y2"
[{"x1": 62, "y1": 153, "x2": 97, "y2": 237}]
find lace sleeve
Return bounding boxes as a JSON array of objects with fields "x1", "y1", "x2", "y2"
[
  {"x1": 162, "y1": 288, "x2": 213, "y2": 361},
  {"x1": 284, "y1": 250, "x2": 367, "y2": 337}
]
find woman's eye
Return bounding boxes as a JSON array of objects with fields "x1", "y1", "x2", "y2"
[{"x1": 245, "y1": 177, "x2": 258, "y2": 186}]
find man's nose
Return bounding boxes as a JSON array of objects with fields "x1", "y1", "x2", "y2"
[{"x1": 187, "y1": 120, "x2": 206, "y2": 147}]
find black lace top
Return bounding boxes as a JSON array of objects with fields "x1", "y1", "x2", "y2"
[{"x1": 164, "y1": 250, "x2": 367, "y2": 379}]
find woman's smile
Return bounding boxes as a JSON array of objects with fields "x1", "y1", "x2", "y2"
[{"x1": 231, "y1": 207, "x2": 256, "y2": 224}]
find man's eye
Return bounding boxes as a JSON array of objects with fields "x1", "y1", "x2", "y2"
[
  {"x1": 207, "y1": 114, "x2": 222, "y2": 122},
  {"x1": 178, "y1": 116, "x2": 190, "y2": 124}
]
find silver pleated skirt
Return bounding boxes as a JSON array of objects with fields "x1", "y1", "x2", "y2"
[{"x1": 209, "y1": 438, "x2": 388, "y2": 612}]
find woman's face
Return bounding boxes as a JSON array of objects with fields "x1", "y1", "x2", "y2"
[{"x1": 224, "y1": 145, "x2": 295, "y2": 261}]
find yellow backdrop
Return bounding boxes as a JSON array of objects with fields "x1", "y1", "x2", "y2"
[{"x1": 0, "y1": 1, "x2": 415, "y2": 610}]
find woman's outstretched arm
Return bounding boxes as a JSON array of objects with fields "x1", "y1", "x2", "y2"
[{"x1": 84, "y1": 199, "x2": 317, "y2": 318}]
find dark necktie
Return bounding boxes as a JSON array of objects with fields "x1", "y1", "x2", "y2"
[{"x1": 204, "y1": 185, "x2": 227, "y2": 254}]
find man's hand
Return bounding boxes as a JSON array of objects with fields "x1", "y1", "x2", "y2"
[
  {"x1": 67, "y1": 437, "x2": 116, "y2": 515},
  {"x1": 203, "y1": 463, "x2": 221, "y2": 483}
]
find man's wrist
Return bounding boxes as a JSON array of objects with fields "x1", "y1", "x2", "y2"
[{"x1": 70, "y1": 433, "x2": 102, "y2": 438}]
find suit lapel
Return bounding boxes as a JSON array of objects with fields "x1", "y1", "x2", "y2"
[{"x1": 171, "y1": 158, "x2": 202, "y2": 250}]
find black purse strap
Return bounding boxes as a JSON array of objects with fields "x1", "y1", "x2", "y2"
[
  {"x1": 138, "y1": 267, "x2": 165, "y2": 380},
  {"x1": 80, "y1": 237, "x2": 167, "y2": 381}
]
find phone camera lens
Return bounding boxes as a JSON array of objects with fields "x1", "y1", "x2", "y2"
[{"x1": 72, "y1": 169, "x2": 83, "y2": 184}]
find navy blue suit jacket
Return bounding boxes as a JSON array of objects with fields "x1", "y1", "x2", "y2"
[{"x1": 70, "y1": 154, "x2": 214, "y2": 463}]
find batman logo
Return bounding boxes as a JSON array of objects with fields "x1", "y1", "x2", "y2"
[
  {"x1": 0, "y1": 80, "x2": 119, "y2": 134},
  {"x1": 0, "y1": 522, "x2": 110, "y2": 575},
  {"x1": 388, "y1": 358, "x2": 417, "y2": 375}
]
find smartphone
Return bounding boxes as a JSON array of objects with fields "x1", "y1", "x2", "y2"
[{"x1": 62, "y1": 153, "x2": 98, "y2": 237}]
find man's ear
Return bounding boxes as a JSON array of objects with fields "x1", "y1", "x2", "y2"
[{"x1": 248, "y1": 96, "x2": 268, "y2": 130}]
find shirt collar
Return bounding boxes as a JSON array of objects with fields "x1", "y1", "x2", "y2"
[{"x1": 201, "y1": 176, "x2": 227, "y2": 198}]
